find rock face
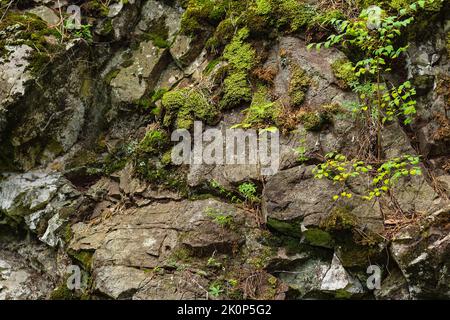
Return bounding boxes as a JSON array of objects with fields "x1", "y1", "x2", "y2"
[
  {"x1": 0, "y1": 171, "x2": 80, "y2": 247},
  {"x1": 0, "y1": 0, "x2": 449, "y2": 300}
]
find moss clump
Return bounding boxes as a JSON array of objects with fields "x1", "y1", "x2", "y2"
[
  {"x1": 66, "y1": 149, "x2": 99, "y2": 169},
  {"x1": 180, "y1": 0, "x2": 227, "y2": 35},
  {"x1": 82, "y1": 0, "x2": 110, "y2": 17},
  {"x1": 68, "y1": 250, "x2": 94, "y2": 271},
  {"x1": 266, "y1": 217, "x2": 303, "y2": 238},
  {"x1": 223, "y1": 27, "x2": 255, "y2": 71},
  {"x1": 303, "y1": 228, "x2": 333, "y2": 248},
  {"x1": 137, "y1": 129, "x2": 169, "y2": 155},
  {"x1": 238, "y1": 85, "x2": 280, "y2": 128},
  {"x1": 321, "y1": 206, "x2": 358, "y2": 232},
  {"x1": 221, "y1": 71, "x2": 253, "y2": 109},
  {"x1": 162, "y1": 88, "x2": 219, "y2": 129},
  {"x1": 50, "y1": 283, "x2": 79, "y2": 300},
  {"x1": 331, "y1": 58, "x2": 358, "y2": 90},
  {"x1": 276, "y1": 0, "x2": 317, "y2": 32},
  {"x1": 220, "y1": 27, "x2": 255, "y2": 109},
  {"x1": 288, "y1": 64, "x2": 310, "y2": 107},
  {"x1": 102, "y1": 143, "x2": 135, "y2": 175},
  {"x1": 297, "y1": 103, "x2": 341, "y2": 131}
]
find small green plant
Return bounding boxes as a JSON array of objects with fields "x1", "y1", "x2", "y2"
[
  {"x1": 238, "y1": 182, "x2": 260, "y2": 203},
  {"x1": 294, "y1": 129, "x2": 309, "y2": 163},
  {"x1": 72, "y1": 24, "x2": 93, "y2": 43},
  {"x1": 207, "y1": 256, "x2": 222, "y2": 268},
  {"x1": 209, "y1": 179, "x2": 241, "y2": 203},
  {"x1": 307, "y1": 2, "x2": 430, "y2": 158},
  {"x1": 313, "y1": 152, "x2": 422, "y2": 201},
  {"x1": 209, "y1": 283, "x2": 224, "y2": 298},
  {"x1": 206, "y1": 207, "x2": 234, "y2": 229}
]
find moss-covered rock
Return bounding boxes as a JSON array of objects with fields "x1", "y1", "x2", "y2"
[
  {"x1": 288, "y1": 64, "x2": 310, "y2": 107},
  {"x1": 137, "y1": 128, "x2": 169, "y2": 155},
  {"x1": 162, "y1": 88, "x2": 219, "y2": 129},
  {"x1": 238, "y1": 85, "x2": 280, "y2": 128},
  {"x1": 331, "y1": 58, "x2": 358, "y2": 90}
]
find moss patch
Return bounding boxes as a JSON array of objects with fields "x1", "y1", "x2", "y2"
[
  {"x1": 137, "y1": 129, "x2": 169, "y2": 155},
  {"x1": 266, "y1": 217, "x2": 303, "y2": 238},
  {"x1": 220, "y1": 27, "x2": 255, "y2": 109},
  {"x1": 303, "y1": 228, "x2": 333, "y2": 248},
  {"x1": 288, "y1": 64, "x2": 310, "y2": 107},
  {"x1": 331, "y1": 58, "x2": 358, "y2": 90},
  {"x1": 162, "y1": 88, "x2": 219, "y2": 129}
]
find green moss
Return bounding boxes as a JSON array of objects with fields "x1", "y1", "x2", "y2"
[
  {"x1": 220, "y1": 71, "x2": 253, "y2": 109},
  {"x1": 141, "y1": 33, "x2": 171, "y2": 48},
  {"x1": 331, "y1": 58, "x2": 358, "y2": 90},
  {"x1": 219, "y1": 27, "x2": 256, "y2": 109},
  {"x1": 102, "y1": 143, "x2": 135, "y2": 175},
  {"x1": 83, "y1": 0, "x2": 110, "y2": 17},
  {"x1": 223, "y1": 27, "x2": 255, "y2": 72},
  {"x1": 238, "y1": 85, "x2": 280, "y2": 128},
  {"x1": 161, "y1": 149, "x2": 173, "y2": 166},
  {"x1": 321, "y1": 206, "x2": 358, "y2": 232},
  {"x1": 390, "y1": 0, "x2": 443, "y2": 12},
  {"x1": 303, "y1": 228, "x2": 333, "y2": 248},
  {"x1": 162, "y1": 88, "x2": 219, "y2": 129},
  {"x1": 104, "y1": 69, "x2": 120, "y2": 84},
  {"x1": 297, "y1": 103, "x2": 342, "y2": 131},
  {"x1": 63, "y1": 225, "x2": 73, "y2": 244},
  {"x1": 266, "y1": 217, "x2": 303, "y2": 238},
  {"x1": 66, "y1": 149, "x2": 98, "y2": 169},
  {"x1": 288, "y1": 64, "x2": 310, "y2": 107},
  {"x1": 68, "y1": 250, "x2": 94, "y2": 271},
  {"x1": 180, "y1": 0, "x2": 227, "y2": 35},
  {"x1": 204, "y1": 58, "x2": 222, "y2": 75},
  {"x1": 50, "y1": 283, "x2": 79, "y2": 300},
  {"x1": 276, "y1": 0, "x2": 317, "y2": 32},
  {"x1": 137, "y1": 129, "x2": 169, "y2": 155},
  {"x1": 134, "y1": 160, "x2": 189, "y2": 195}
]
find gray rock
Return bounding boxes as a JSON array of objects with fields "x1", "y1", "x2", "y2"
[
  {"x1": 137, "y1": 0, "x2": 182, "y2": 43},
  {"x1": 0, "y1": 45, "x2": 32, "y2": 107},
  {"x1": 111, "y1": 41, "x2": 168, "y2": 103},
  {"x1": 94, "y1": 266, "x2": 148, "y2": 299},
  {"x1": 263, "y1": 165, "x2": 384, "y2": 233},
  {"x1": 374, "y1": 268, "x2": 410, "y2": 300},
  {"x1": 390, "y1": 204, "x2": 450, "y2": 299},
  {"x1": 320, "y1": 254, "x2": 364, "y2": 296},
  {"x1": 0, "y1": 171, "x2": 79, "y2": 246},
  {"x1": 28, "y1": 6, "x2": 60, "y2": 25}
]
